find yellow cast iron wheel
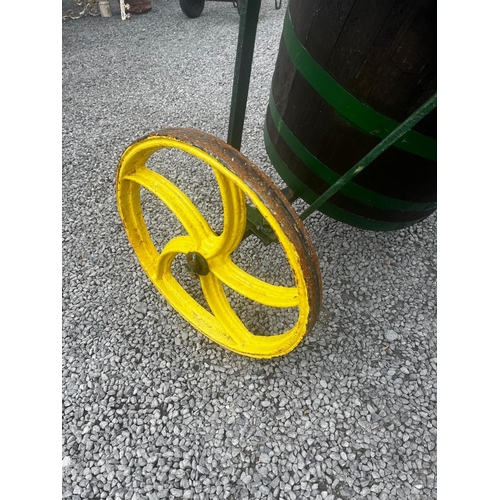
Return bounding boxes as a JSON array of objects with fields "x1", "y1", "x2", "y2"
[{"x1": 116, "y1": 128, "x2": 322, "y2": 358}]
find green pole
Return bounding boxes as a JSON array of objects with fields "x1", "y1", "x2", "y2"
[
  {"x1": 227, "y1": 0, "x2": 262, "y2": 151},
  {"x1": 299, "y1": 94, "x2": 437, "y2": 221}
]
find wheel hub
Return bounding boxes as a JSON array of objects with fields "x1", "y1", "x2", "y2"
[{"x1": 185, "y1": 252, "x2": 210, "y2": 276}]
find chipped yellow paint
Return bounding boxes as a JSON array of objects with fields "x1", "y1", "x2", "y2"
[{"x1": 116, "y1": 135, "x2": 311, "y2": 358}]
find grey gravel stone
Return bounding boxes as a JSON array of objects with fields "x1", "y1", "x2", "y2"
[
  {"x1": 62, "y1": 2, "x2": 437, "y2": 500},
  {"x1": 339, "y1": 488, "x2": 355, "y2": 499},
  {"x1": 134, "y1": 302, "x2": 148, "y2": 315},
  {"x1": 385, "y1": 330, "x2": 399, "y2": 342}
]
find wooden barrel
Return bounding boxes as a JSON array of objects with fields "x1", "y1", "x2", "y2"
[{"x1": 265, "y1": 0, "x2": 437, "y2": 231}]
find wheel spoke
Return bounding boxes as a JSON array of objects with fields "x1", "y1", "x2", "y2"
[
  {"x1": 200, "y1": 273, "x2": 251, "y2": 346},
  {"x1": 156, "y1": 235, "x2": 194, "y2": 280},
  {"x1": 211, "y1": 258, "x2": 299, "y2": 308},
  {"x1": 212, "y1": 170, "x2": 247, "y2": 256},
  {"x1": 123, "y1": 168, "x2": 214, "y2": 241}
]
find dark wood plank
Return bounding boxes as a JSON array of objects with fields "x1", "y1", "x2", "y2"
[
  {"x1": 365, "y1": 0, "x2": 437, "y2": 120},
  {"x1": 324, "y1": 0, "x2": 398, "y2": 90},
  {"x1": 349, "y1": 0, "x2": 427, "y2": 99}
]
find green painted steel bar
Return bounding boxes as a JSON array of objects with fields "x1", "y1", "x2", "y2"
[
  {"x1": 264, "y1": 126, "x2": 415, "y2": 231},
  {"x1": 299, "y1": 94, "x2": 438, "y2": 221},
  {"x1": 282, "y1": 9, "x2": 437, "y2": 162},
  {"x1": 227, "y1": 0, "x2": 262, "y2": 151},
  {"x1": 268, "y1": 91, "x2": 436, "y2": 213}
]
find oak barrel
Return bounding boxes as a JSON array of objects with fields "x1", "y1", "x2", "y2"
[{"x1": 265, "y1": 0, "x2": 437, "y2": 231}]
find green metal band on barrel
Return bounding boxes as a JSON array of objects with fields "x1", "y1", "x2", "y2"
[
  {"x1": 264, "y1": 125, "x2": 424, "y2": 231},
  {"x1": 268, "y1": 92, "x2": 436, "y2": 212},
  {"x1": 282, "y1": 8, "x2": 437, "y2": 162}
]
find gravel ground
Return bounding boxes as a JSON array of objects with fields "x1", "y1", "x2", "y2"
[{"x1": 62, "y1": 1, "x2": 437, "y2": 499}]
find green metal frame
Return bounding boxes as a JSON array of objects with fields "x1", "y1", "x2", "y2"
[{"x1": 227, "y1": 0, "x2": 262, "y2": 151}]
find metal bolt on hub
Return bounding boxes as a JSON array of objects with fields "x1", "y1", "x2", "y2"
[{"x1": 185, "y1": 252, "x2": 210, "y2": 276}]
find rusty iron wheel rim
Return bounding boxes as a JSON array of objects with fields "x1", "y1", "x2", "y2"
[{"x1": 116, "y1": 127, "x2": 322, "y2": 358}]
